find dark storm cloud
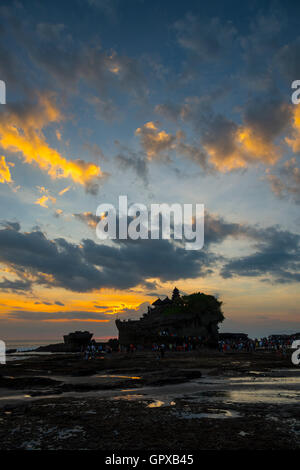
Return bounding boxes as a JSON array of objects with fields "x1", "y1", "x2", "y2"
[
  {"x1": 206, "y1": 213, "x2": 300, "y2": 284},
  {"x1": 0, "y1": 225, "x2": 217, "y2": 293},
  {"x1": 0, "y1": 278, "x2": 32, "y2": 292},
  {"x1": 221, "y1": 226, "x2": 300, "y2": 283},
  {"x1": 0, "y1": 221, "x2": 21, "y2": 231},
  {"x1": 0, "y1": 228, "x2": 104, "y2": 293},
  {"x1": 204, "y1": 213, "x2": 250, "y2": 244},
  {"x1": 81, "y1": 237, "x2": 216, "y2": 286},
  {"x1": 0, "y1": 213, "x2": 299, "y2": 293}
]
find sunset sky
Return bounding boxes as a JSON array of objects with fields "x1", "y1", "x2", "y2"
[{"x1": 0, "y1": 0, "x2": 299, "y2": 341}]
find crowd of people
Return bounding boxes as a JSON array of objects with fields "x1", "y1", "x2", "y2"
[
  {"x1": 83, "y1": 341, "x2": 112, "y2": 360},
  {"x1": 82, "y1": 334, "x2": 299, "y2": 360},
  {"x1": 218, "y1": 335, "x2": 299, "y2": 354},
  {"x1": 152, "y1": 342, "x2": 195, "y2": 354}
]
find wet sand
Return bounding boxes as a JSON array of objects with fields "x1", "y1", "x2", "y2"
[{"x1": 0, "y1": 350, "x2": 299, "y2": 450}]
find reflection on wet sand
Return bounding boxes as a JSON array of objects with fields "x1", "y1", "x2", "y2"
[
  {"x1": 172, "y1": 408, "x2": 241, "y2": 419},
  {"x1": 0, "y1": 369, "x2": 299, "y2": 406}
]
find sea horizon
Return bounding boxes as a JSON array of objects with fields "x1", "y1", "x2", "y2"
[{"x1": 4, "y1": 337, "x2": 118, "y2": 351}]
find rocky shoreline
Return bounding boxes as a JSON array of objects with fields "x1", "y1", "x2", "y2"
[{"x1": 0, "y1": 350, "x2": 299, "y2": 450}]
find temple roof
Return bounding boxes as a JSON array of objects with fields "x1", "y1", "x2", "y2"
[{"x1": 152, "y1": 296, "x2": 171, "y2": 306}]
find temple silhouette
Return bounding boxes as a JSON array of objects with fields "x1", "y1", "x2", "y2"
[{"x1": 116, "y1": 287, "x2": 224, "y2": 348}]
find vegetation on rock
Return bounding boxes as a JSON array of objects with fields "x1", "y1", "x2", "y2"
[{"x1": 164, "y1": 291, "x2": 224, "y2": 324}]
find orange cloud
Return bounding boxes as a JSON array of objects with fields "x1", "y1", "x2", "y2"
[
  {"x1": 136, "y1": 120, "x2": 283, "y2": 171},
  {"x1": 34, "y1": 195, "x2": 50, "y2": 208},
  {"x1": 204, "y1": 125, "x2": 282, "y2": 172},
  {"x1": 56, "y1": 129, "x2": 62, "y2": 141},
  {"x1": 73, "y1": 211, "x2": 99, "y2": 228},
  {"x1": 0, "y1": 94, "x2": 103, "y2": 190},
  {"x1": 285, "y1": 105, "x2": 300, "y2": 152},
  {"x1": 0, "y1": 155, "x2": 13, "y2": 183},
  {"x1": 34, "y1": 186, "x2": 56, "y2": 208},
  {"x1": 237, "y1": 128, "x2": 280, "y2": 163},
  {"x1": 135, "y1": 121, "x2": 178, "y2": 159},
  {"x1": 34, "y1": 195, "x2": 56, "y2": 208},
  {"x1": 58, "y1": 185, "x2": 71, "y2": 196}
]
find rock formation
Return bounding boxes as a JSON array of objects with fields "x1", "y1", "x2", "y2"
[
  {"x1": 63, "y1": 331, "x2": 93, "y2": 350},
  {"x1": 116, "y1": 288, "x2": 224, "y2": 347}
]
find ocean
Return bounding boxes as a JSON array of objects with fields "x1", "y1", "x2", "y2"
[{"x1": 5, "y1": 339, "x2": 59, "y2": 352}]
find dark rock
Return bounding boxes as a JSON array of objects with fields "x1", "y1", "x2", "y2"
[{"x1": 0, "y1": 376, "x2": 61, "y2": 389}]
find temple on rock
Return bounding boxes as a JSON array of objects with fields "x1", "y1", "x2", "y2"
[
  {"x1": 63, "y1": 331, "x2": 93, "y2": 349},
  {"x1": 115, "y1": 287, "x2": 224, "y2": 348}
]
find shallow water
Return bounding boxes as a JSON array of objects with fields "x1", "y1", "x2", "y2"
[
  {"x1": 172, "y1": 408, "x2": 241, "y2": 419},
  {"x1": 185, "y1": 389, "x2": 300, "y2": 404},
  {"x1": 0, "y1": 369, "x2": 299, "y2": 407},
  {"x1": 96, "y1": 375, "x2": 141, "y2": 380},
  {"x1": 112, "y1": 394, "x2": 145, "y2": 401},
  {"x1": 147, "y1": 400, "x2": 176, "y2": 408},
  {"x1": 115, "y1": 369, "x2": 300, "y2": 405}
]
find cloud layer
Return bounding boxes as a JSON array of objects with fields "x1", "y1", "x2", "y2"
[{"x1": 0, "y1": 214, "x2": 299, "y2": 295}]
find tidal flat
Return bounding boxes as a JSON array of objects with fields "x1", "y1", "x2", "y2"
[{"x1": 0, "y1": 350, "x2": 299, "y2": 450}]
